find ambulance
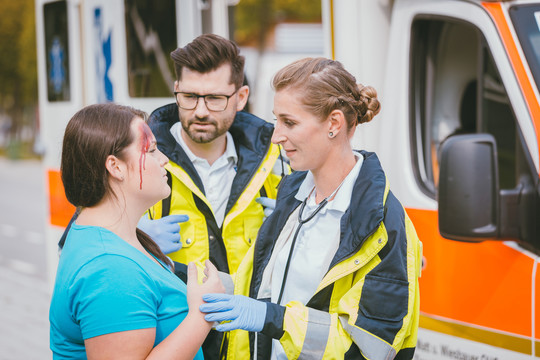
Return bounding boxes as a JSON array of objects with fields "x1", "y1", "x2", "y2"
[
  {"x1": 36, "y1": 0, "x2": 540, "y2": 358},
  {"x1": 324, "y1": 0, "x2": 540, "y2": 358},
  {"x1": 34, "y1": 0, "x2": 236, "y2": 286}
]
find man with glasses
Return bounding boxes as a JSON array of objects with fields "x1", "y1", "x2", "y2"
[{"x1": 138, "y1": 33, "x2": 285, "y2": 358}]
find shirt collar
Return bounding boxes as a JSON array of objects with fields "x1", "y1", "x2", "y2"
[
  {"x1": 171, "y1": 122, "x2": 238, "y2": 165},
  {"x1": 330, "y1": 152, "x2": 363, "y2": 212},
  {"x1": 223, "y1": 131, "x2": 238, "y2": 165},
  {"x1": 295, "y1": 151, "x2": 363, "y2": 213}
]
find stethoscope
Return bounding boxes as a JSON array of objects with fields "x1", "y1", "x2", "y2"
[{"x1": 276, "y1": 183, "x2": 343, "y2": 305}]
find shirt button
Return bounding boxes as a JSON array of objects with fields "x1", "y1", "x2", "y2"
[
  {"x1": 186, "y1": 238, "x2": 192, "y2": 245},
  {"x1": 209, "y1": 235, "x2": 215, "y2": 241},
  {"x1": 354, "y1": 259, "x2": 360, "y2": 265},
  {"x1": 378, "y1": 238, "x2": 383, "y2": 244}
]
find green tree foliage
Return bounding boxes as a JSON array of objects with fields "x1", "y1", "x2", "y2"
[
  {"x1": 0, "y1": 0, "x2": 37, "y2": 139},
  {"x1": 234, "y1": 0, "x2": 321, "y2": 48}
]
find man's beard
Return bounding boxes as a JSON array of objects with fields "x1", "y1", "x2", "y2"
[{"x1": 181, "y1": 116, "x2": 224, "y2": 144}]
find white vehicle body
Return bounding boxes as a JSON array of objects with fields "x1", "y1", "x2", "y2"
[
  {"x1": 35, "y1": 0, "x2": 234, "y2": 287},
  {"x1": 324, "y1": 0, "x2": 540, "y2": 358}
]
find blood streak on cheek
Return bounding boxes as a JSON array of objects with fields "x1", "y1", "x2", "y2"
[{"x1": 138, "y1": 123, "x2": 153, "y2": 189}]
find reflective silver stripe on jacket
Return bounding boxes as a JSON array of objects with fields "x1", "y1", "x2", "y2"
[
  {"x1": 297, "y1": 308, "x2": 332, "y2": 360},
  {"x1": 339, "y1": 316, "x2": 396, "y2": 360}
]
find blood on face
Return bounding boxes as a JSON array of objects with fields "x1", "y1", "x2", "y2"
[{"x1": 138, "y1": 122, "x2": 153, "y2": 189}]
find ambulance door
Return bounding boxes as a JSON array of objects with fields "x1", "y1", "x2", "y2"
[
  {"x1": 80, "y1": 0, "x2": 184, "y2": 113},
  {"x1": 79, "y1": 0, "x2": 124, "y2": 105},
  {"x1": 36, "y1": 0, "x2": 84, "y2": 287},
  {"x1": 393, "y1": 5, "x2": 540, "y2": 360}
]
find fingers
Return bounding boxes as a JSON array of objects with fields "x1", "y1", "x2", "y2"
[
  {"x1": 200, "y1": 296, "x2": 234, "y2": 317},
  {"x1": 163, "y1": 222, "x2": 181, "y2": 234},
  {"x1": 204, "y1": 310, "x2": 235, "y2": 323},
  {"x1": 204, "y1": 259, "x2": 219, "y2": 277},
  {"x1": 163, "y1": 214, "x2": 189, "y2": 224},
  {"x1": 215, "y1": 322, "x2": 237, "y2": 332},
  {"x1": 202, "y1": 293, "x2": 231, "y2": 303},
  {"x1": 202, "y1": 265, "x2": 209, "y2": 283},
  {"x1": 255, "y1": 197, "x2": 276, "y2": 209},
  {"x1": 186, "y1": 262, "x2": 197, "y2": 288},
  {"x1": 162, "y1": 232, "x2": 180, "y2": 244},
  {"x1": 166, "y1": 242, "x2": 182, "y2": 254}
]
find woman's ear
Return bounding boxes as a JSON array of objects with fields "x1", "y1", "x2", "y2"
[
  {"x1": 105, "y1": 155, "x2": 125, "y2": 181},
  {"x1": 327, "y1": 109, "x2": 346, "y2": 138}
]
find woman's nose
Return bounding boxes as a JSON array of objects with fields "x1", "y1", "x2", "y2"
[
  {"x1": 159, "y1": 149, "x2": 169, "y2": 166},
  {"x1": 271, "y1": 123, "x2": 285, "y2": 144}
]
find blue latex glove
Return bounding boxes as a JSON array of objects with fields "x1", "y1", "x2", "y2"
[
  {"x1": 137, "y1": 214, "x2": 189, "y2": 254},
  {"x1": 256, "y1": 197, "x2": 276, "y2": 219},
  {"x1": 200, "y1": 293, "x2": 267, "y2": 332}
]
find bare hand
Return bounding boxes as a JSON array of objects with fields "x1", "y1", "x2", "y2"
[{"x1": 186, "y1": 260, "x2": 225, "y2": 316}]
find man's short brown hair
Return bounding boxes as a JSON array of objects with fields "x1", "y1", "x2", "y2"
[{"x1": 170, "y1": 34, "x2": 245, "y2": 89}]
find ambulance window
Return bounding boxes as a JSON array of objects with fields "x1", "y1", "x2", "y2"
[
  {"x1": 44, "y1": 1, "x2": 71, "y2": 102},
  {"x1": 124, "y1": 0, "x2": 177, "y2": 97},
  {"x1": 481, "y1": 51, "x2": 517, "y2": 189},
  {"x1": 510, "y1": 4, "x2": 540, "y2": 95},
  {"x1": 410, "y1": 18, "x2": 517, "y2": 197}
]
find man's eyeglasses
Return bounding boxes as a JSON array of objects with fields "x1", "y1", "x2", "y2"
[{"x1": 174, "y1": 90, "x2": 238, "y2": 112}]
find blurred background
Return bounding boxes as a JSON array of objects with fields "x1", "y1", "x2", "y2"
[
  {"x1": 0, "y1": 0, "x2": 39, "y2": 160},
  {"x1": 0, "y1": 0, "x2": 323, "y2": 160}
]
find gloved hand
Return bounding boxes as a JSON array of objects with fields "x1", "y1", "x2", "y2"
[
  {"x1": 137, "y1": 214, "x2": 189, "y2": 254},
  {"x1": 199, "y1": 293, "x2": 267, "y2": 332},
  {"x1": 256, "y1": 197, "x2": 276, "y2": 219}
]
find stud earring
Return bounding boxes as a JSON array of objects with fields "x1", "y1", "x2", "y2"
[{"x1": 328, "y1": 132, "x2": 334, "y2": 138}]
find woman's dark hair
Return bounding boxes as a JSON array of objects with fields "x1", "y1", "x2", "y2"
[
  {"x1": 272, "y1": 57, "x2": 381, "y2": 129},
  {"x1": 61, "y1": 103, "x2": 171, "y2": 267},
  {"x1": 170, "y1": 33, "x2": 245, "y2": 89}
]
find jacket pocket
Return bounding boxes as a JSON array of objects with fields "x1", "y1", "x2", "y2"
[
  {"x1": 359, "y1": 274, "x2": 409, "y2": 322},
  {"x1": 180, "y1": 220, "x2": 197, "y2": 248}
]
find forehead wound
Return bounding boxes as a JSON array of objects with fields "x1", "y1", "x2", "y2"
[{"x1": 138, "y1": 122, "x2": 153, "y2": 151}]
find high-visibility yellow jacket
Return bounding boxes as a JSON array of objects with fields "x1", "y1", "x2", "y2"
[
  {"x1": 147, "y1": 104, "x2": 285, "y2": 274},
  {"x1": 227, "y1": 151, "x2": 422, "y2": 360}
]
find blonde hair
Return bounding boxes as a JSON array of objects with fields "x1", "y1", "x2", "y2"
[{"x1": 272, "y1": 57, "x2": 380, "y2": 129}]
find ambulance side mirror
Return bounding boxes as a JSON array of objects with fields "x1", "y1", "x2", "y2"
[{"x1": 438, "y1": 134, "x2": 499, "y2": 241}]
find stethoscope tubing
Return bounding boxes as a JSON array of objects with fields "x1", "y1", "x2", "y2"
[{"x1": 276, "y1": 197, "x2": 328, "y2": 305}]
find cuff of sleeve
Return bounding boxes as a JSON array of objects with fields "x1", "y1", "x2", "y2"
[
  {"x1": 261, "y1": 302, "x2": 285, "y2": 339},
  {"x1": 173, "y1": 261, "x2": 187, "y2": 283},
  {"x1": 218, "y1": 271, "x2": 234, "y2": 295}
]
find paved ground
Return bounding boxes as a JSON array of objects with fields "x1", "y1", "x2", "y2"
[
  {"x1": 0, "y1": 266, "x2": 50, "y2": 359},
  {"x1": 0, "y1": 158, "x2": 51, "y2": 359}
]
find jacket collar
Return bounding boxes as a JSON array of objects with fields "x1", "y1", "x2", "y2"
[
  {"x1": 148, "y1": 104, "x2": 204, "y2": 193},
  {"x1": 330, "y1": 150, "x2": 386, "y2": 267},
  {"x1": 274, "y1": 151, "x2": 386, "y2": 263},
  {"x1": 251, "y1": 151, "x2": 387, "y2": 299},
  {"x1": 148, "y1": 104, "x2": 275, "y2": 220}
]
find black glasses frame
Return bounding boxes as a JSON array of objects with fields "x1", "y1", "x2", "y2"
[{"x1": 174, "y1": 89, "x2": 238, "y2": 112}]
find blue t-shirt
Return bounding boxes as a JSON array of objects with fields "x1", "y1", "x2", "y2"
[{"x1": 49, "y1": 224, "x2": 204, "y2": 359}]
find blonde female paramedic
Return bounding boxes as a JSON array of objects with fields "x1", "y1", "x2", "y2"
[
  {"x1": 200, "y1": 57, "x2": 422, "y2": 360},
  {"x1": 49, "y1": 103, "x2": 224, "y2": 359}
]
